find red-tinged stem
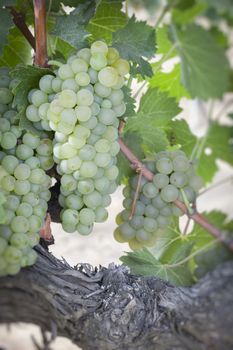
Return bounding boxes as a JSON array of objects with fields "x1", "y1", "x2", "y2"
[
  {"x1": 118, "y1": 137, "x2": 233, "y2": 252},
  {"x1": 33, "y1": 0, "x2": 48, "y2": 67},
  {"x1": 7, "y1": 7, "x2": 35, "y2": 49}
]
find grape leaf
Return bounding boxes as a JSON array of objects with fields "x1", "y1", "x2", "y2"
[
  {"x1": 172, "y1": 2, "x2": 207, "y2": 24},
  {"x1": 120, "y1": 247, "x2": 194, "y2": 286},
  {"x1": 188, "y1": 211, "x2": 233, "y2": 279},
  {"x1": 198, "y1": 123, "x2": 233, "y2": 182},
  {"x1": 125, "y1": 89, "x2": 180, "y2": 154},
  {"x1": 150, "y1": 64, "x2": 190, "y2": 100},
  {"x1": 87, "y1": 0, "x2": 127, "y2": 44},
  {"x1": 168, "y1": 119, "x2": 196, "y2": 157},
  {"x1": 122, "y1": 86, "x2": 136, "y2": 117},
  {"x1": 0, "y1": 8, "x2": 13, "y2": 55},
  {"x1": 112, "y1": 15, "x2": 155, "y2": 77},
  {"x1": 11, "y1": 65, "x2": 53, "y2": 134},
  {"x1": 202, "y1": 0, "x2": 233, "y2": 17},
  {"x1": 52, "y1": 14, "x2": 90, "y2": 49},
  {"x1": 0, "y1": 28, "x2": 32, "y2": 67},
  {"x1": 156, "y1": 26, "x2": 176, "y2": 56},
  {"x1": 170, "y1": 24, "x2": 230, "y2": 99}
]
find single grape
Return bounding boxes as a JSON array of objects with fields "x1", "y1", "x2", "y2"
[
  {"x1": 173, "y1": 156, "x2": 190, "y2": 172},
  {"x1": 156, "y1": 157, "x2": 173, "y2": 175},
  {"x1": 153, "y1": 173, "x2": 169, "y2": 189},
  {"x1": 161, "y1": 185, "x2": 179, "y2": 202},
  {"x1": 170, "y1": 172, "x2": 188, "y2": 188}
]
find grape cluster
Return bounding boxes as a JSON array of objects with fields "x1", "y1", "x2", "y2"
[
  {"x1": 26, "y1": 41, "x2": 129, "y2": 235},
  {"x1": 114, "y1": 150, "x2": 203, "y2": 250},
  {"x1": 0, "y1": 68, "x2": 53, "y2": 276}
]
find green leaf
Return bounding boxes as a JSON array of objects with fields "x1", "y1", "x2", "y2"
[
  {"x1": 52, "y1": 13, "x2": 90, "y2": 50},
  {"x1": 172, "y1": 2, "x2": 207, "y2": 24},
  {"x1": 87, "y1": 0, "x2": 127, "y2": 44},
  {"x1": 0, "y1": 8, "x2": 13, "y2": 55},
  {"x1": 112, "y1": 15, "x2": 155, "y2": 77},
  {"x1": 156, "y1": 26, "x2": 176, "y2": 56},
  {"x1": 0, "y1": 28, "x2": 31, "y2": 67},
  {"x1": 189, "y1": 211, "x2": 233, "y2": 279},
  {"x1": 122, "y1": 86, "x2": 136, "y2": 117},
  {"x1": 171, "y1": 24, "x2": 230, "y2": 99},
  {"x1": 125, "y1": 89, "x2": 180, "y2": 154},
  {"x1": 198, "y1": 123, "x2": 233, "y2": 182},
  {"x1": 11, "y1": 65, "x2": 53, "y2": 133},
  {"x1": 168, "y1": 119, "x2": 196, "y2": 157},
  {"x1": 202, "y1": 0, "x2": 233, "y2": 17},
  {"x1": 120, "y1": 247, "x2": 194, "y2": 286},
  {"x1": 150, "y1": 64, "x2": 190, "y2": 100}
]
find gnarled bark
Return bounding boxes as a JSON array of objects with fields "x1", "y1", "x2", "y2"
[{"x1": 0, "y1": 246, "x2": 232, "y2": 350}]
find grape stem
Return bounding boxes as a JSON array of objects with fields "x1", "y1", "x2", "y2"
[
  {"x1": 6, "y1": 7, "x2": 35, "y2": 49},
  {"x1": 118, "y1": 137, "x2": 233, "y2": 252},
  {"x1": 33, "y1": 0, "x2": 48, "y2": 67},
  {"x1": 129, "y1": 168, "x2": 143, "y2": 220}
]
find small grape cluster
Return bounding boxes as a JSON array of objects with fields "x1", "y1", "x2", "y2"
[
  {"x1": 26, "y1": 41, "x2": 129, "y2": 235},
  {"x1": 114, "y1": 150, "x2": 203, "y2": 250},
  {"x1": 0, "y1": 68, "x2": 53, "y2": 276}
]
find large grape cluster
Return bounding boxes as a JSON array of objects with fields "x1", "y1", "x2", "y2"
[
  {"x1": 26, "y1": 41, "x2": 129, "y2": 235},
  {"x1": 0, "y1": 68, "x2": 53, "y2": 276},
  {"x1": 114, "y1": 150, "x2": 203, "y2": 250}
]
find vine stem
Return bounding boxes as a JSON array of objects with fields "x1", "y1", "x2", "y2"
[
  {"x1": 33, "y1": 0, "x2": 48, "y2": 67},
  {"x1": 118, "y1": 138, "x2": 233, "y2": 252},
  {"x1": 7, "y1": 7, "x2": 35, "y2": 49}
]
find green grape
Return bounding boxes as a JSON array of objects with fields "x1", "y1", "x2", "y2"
[
  {"x1": 94, "y1": 82, "x2": 111, "y2": 98},
  {"x1": 10, "y1": 233, "x2": 29, "y2": 249},
  {"x1": 3, "y1": 246, "x2": 22, "y2": 264},
  {"x1": 0, "y1": 88, "x2": 13, "y2": 104},
  {"x1": 101, "y1": 99, "x2": 112, "y2": 109},
  {"x1": 23, "y1": 132, "x2": 40, "y2": 149},
  {"x1": 153, "y1": 173, "x2": 169, "y2": 189},
  {"x1": 83, "y1": 190, "x2": 102, "y2": 208},
  {"x1": 143, "y1": 217, "x2": 158, "y2": 233},
  {"x1": 152, "y1": 194, "x2": 166, "y2": 209},
  {"x1": 75, "y1": 72, "x2": 90, "y2": 86},
  {"x1": 62, "y1": 221, "x2": 77, "y2": 233},
  {"x1": 77, "y1": 89, "x2": 94, "y2": 106},
  {"x1": 94, "y1": 152, "x2": 111, "y2": 168},
  {"x1": 129, "y1": 215, "x2": 144, "y2": 230},
  {"x1": 58, "y1": 64, "x2": 74, "y2": 80},
  {"x1": 77, "y1": 48, "x2": 91, "y2": 63},
  {"x1": 1, "y1": 132, "x2": 17, "y2": 149},
  {"x1": 88, "y1": 68, "x2": 98, "y2": 84},
  {"x1": 136, "y1": 229, "x2": 151, "y2": 243},
  {"x1": 90, "y1": 53, "x2": 107, "y2": 71},
  {"x1": 188, "y1": 175, "x2": 204, "y2": 192},
  {"x1": 119, "y1": 222, "x2": 135, "y2": 240},
  {"x1": 107, "y1": 47, "x2": 119, "y2": 65},
  {"x1": 173, "y1": 156, "x2": 190, "y2": 172},
  {"x1": 139, "y1": 194, "x2": 151, "y2": 205},
  {"x1": 145, "y1": 204, "x2": 159, "y2": 218},
  {"x1": 0, "y1": 236, "x2": 7, "y2": 253},
  {"x1": 172, "y1": 204, "x2": 184, "y2": 217},
  {"x1": 29, "y1": 168, "x2": 46, "y2": 184},
  {"x1": 112, "y1": 58, "x2": 130, "y2": 76},
  {"x1": 156, "y1": 157, "x2": 173, "y2": 175},
  {"x1": 28, "y1": 215, "x2": 43, "y2": 232},
  {"x1": 94, "y1": 177, "x2": 110, "y2": 194},
  {"x1": 104, "y1": 165, "x2": 119, "y2": 181},
  {"x1": 66, "y1": 156, "x2": 82, "y2": 172},
  {"x1": 0, "y1": 118, "x2": 10, "y2": 132},
  {"x1": 95, "y1": 206, "x2": 108, "y2": 222},
  {"x1": 5, "y1": 195, "x2": 20, "y2": 211},
  {"x1": 128, "y1": 238, "x2": 143, "y2": 251},
  {"x1": 39, "y1": 75, "x2": 54, "y2": 94},
  {"x1": 31, "y1": 90, "x2": 48, "y2": 107},
  {"x1": 81, "y1": 116, "x2": 98, "y2": 130},
  {"x1": 23, "y1": 192, "x2": 40, "y2": 206},
  {"x1": 52, "y1": 77, "x2": 62, "y2": 92},
  {"x1": 170, "y1": 172, "x2": 188, "y2": 188},
  {"x1": 92, "y1": 122, "x2": 107, "y2": 135},
  {"x1": 65, "y1": 194, "x2": 84, "y2": 210},
  {"x1": 79, "y1": 145, "x2": 96, "y2": 161},
  {"x1": 98, "y1": 108, "x2": 116, "y2": 125},
  {"x1": 79, "y1": 208, "x2": 95, "y2": 225},
  {"x1": 180, "y1": 186, "x2": 195, "y2": 203},
  {"x1": 14, "y1": 164, "x2": 31, "y2": 180},
  {"x1": 58, "y1": 89, "x2": 77, "y2": 108},
  {"x1": 160, "y1": 205, "x2": 172, "y2": 217},
  {"x1": 1, "y1": 175, "x2": 15, "y2": 191},
  {"x1": 61, "y1": 174, "x2": 77, "y2": 191},
  {"x1": 79, "y1": 161, "x2": 98, "y2": 178},
  {"x1": 109, "y1": 89, "x2": 124, "y2": 106},
  {"x1": 77, "y1": 179, "x2": 94, "y2": 194},
  {"x1": 16, "y1": 144, "x2": 34, "y2": 160},
  {"x1": 25, "y1": 156, "x2": 40, "y2": 169},
  {"x1": 98, "y1": 67, "x2": 118, "y2": 88},
  {"x1": 14, "y1": 180, "x2": 30, "y2": 195},
  {"x1": 113, "y1": 227, "x2": 126, "y2": 243},
  {"x1": 76, "y1": 223, "x2": 93, "y2": 235},
  {"x1": 102, "y1": 194, "x2": 111, "y2": 207},
  {"x1": 71, "y1": 58, "x2": 88, "y2": 74},
  {"x1": 62, "y1": 78, "x2": 78, "y2": 92},
  {"x1": 91, "y1": 41, "x2": 108, "y2": 54},
  {"x1": 161, "y1": 185, "x2": 179, "y2": 202},
  {"x1": 11, "y1": 216, "x2": 29, "y2": 233},
  {"x1": 75, "y1": 106, "x2": 91, "y2": 122},
  {"x1": 142, "y1": 183, "x2": 158, "y2": 199}
]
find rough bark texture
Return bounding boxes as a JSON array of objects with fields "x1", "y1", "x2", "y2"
[{"x1": 0, "y1": 246, "x2": 232, "y2": 350}]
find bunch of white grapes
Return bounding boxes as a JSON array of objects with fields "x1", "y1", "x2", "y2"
[
  {"x1": 0, "y1": 68, "x2": 53, "y2": 276},
  {"x1": 114, "y1": 150, "x2": 203, "y2": 250},
  {"x1": 26, "y1": 40, "x2": 129, "y2": 235}
]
